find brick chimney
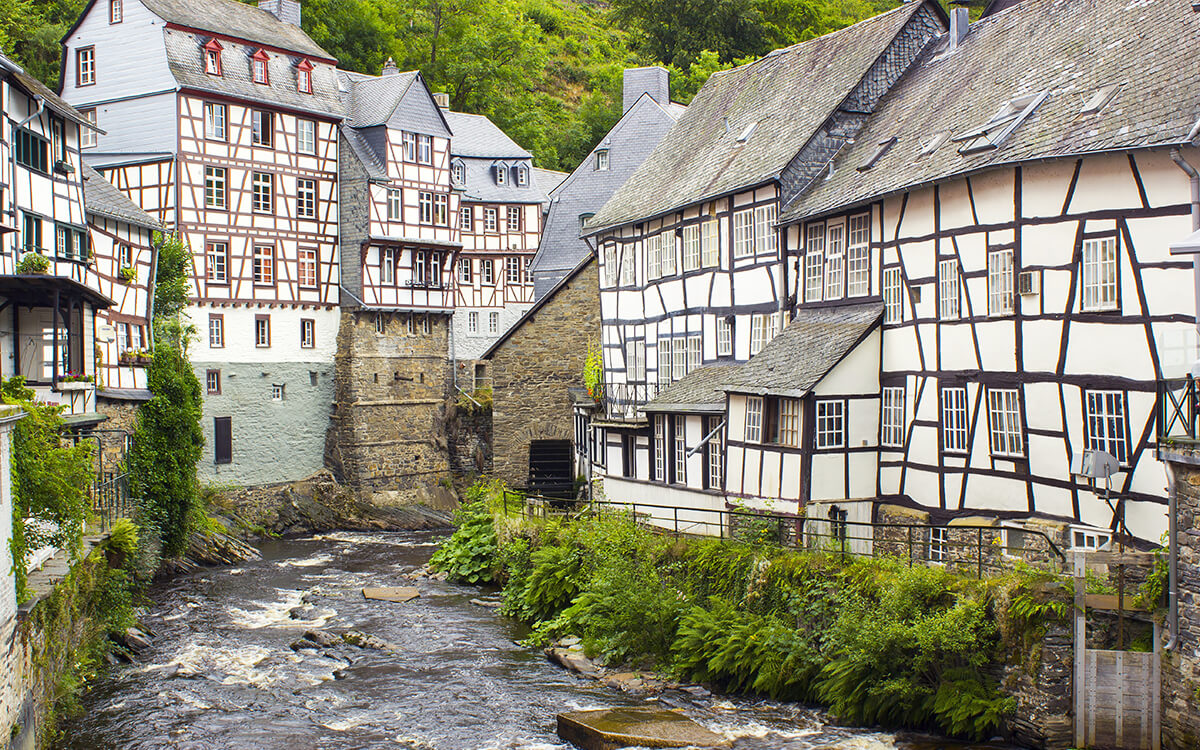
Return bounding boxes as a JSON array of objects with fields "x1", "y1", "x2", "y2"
[
  {"x1": 623, "y1": 66, "x2": 669, "y2": 113},
  {"x1": 258, "y1": 0, "x2": 301, "y2": 26}
]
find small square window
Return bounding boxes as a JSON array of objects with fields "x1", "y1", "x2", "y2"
[
  {"x1": 271, "y1": 384, "x2": 285, "y2": 401},
  {"x1": 300, "y1": 318, "x2": 315, "y2": 349},
  {"x1": 595, "y1": 149, "x2": 609, "y2": 171}
]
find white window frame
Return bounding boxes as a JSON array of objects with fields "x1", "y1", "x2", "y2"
[
  {"x1": 753, "y1": 204, "x2": 777, "y2": 256},
  {"x1": 251, "y1": 172, "x2": 273, "y2": 213},
  {"x1": 987, "y1": 387, "x2": 1024, "y2": 457},
  {"x1": 701, "y1": 219, "x2": 719, "y2": 268},
  {"x1": 620, "y1": 244, "x2": 635, "y2": 286},
  {"x1": 805, "y1": 222, "x2": 824, "y2": 302},
  {"x1": 707, "y1": 417, "x2": 723, "y2": 490},
  {"x1": 595, "y1": 149, "x2": 609, "y2": 171},
  {"x1": 300, "y1": 319, "x2": 315, "y2": 349},
  {"x1": 745, "y1": 397, "x2": 763, "y2": 443},
  {"x1": 467, "y1": 311, "x2": 478, "y2": 334},
  {"x1": 1082, "y1": 236, "x2": 1118, "y2": 312},
  {"x1": 824, "y1": 223, "x2": 845, "y2": 300},
  {"x1": 387, "y1": 188, "x2": 402, "y2": 221},
  {"x1": 1085, "y1": 390, "x2": 1127, "y2": 464},
  {"x1": 271, "y1": 384, "x2": 285, "y2": 401},
  {"x1": 507, "y1": 205, "x2": 521, "y2": 231},
  {"x1": 717, "y1": 317, "x2": 733, "y2": 357},
  {"x1": 646, "y1": 234, "x2": 661, "y2": 280},
  {"x1": 657, "y1": 338, "x2": 672, "y2": 388},
  {"x1": 77, "y1": 47, "x2": 96, "y2": 86},
  {"x1": 883, "y1": 267, "x2": 903, "y2": 323},
  {"x1": 297, "y1": 119, "x2": 316, "y2": 155},
  {"x1": 603, "y1": 244, "x2": 618, "y2": 287},
  {"x1": 402, "y1": 131, "x2": 416, "y2": 161},
  {"x1": 881, "y1": 386, "x2": 905, "y2": 448},
  {"x1": 488, "y1": 311, "x2": 499, "y2": 334},
  {"x1": 1070, "y1": 525, "x2": 1112, "y2": 551},
  {"x1": 686, "y1": 335, "x2": 701, "y2": 375},
  {"x1": 208, "y1": 315, "x2": 224, "y2": 347},
  {"x1": 750, "y1": 314, "x2": 766, "y2": 356},
  {"x1": 296, "y1": 178, "x2": 316, "y2": 219},
  {"x1": 506, "y1": 256, "x2": 521, "y2": 284},
  {"x1": 205, "y1": 241, "x2": 227, "y2": 282},
  {"x1": 941, "y1": 386, "x2": 968, "y2": 453},
  {"x1": 988, "y1": 249, "x2": 1015, "y2": 316},
  {"x1": 660, "y1": 232, "x2": 676, "y2": 276},
  {"x1": 205, "y1": 166, "x2": 226, "y2": 209},
  {"x1": 297, "y1": 247, "x2": 317, "y2": 288},
  {"x1": 929, "y1": 527, "x2": 948, "y2": 563},
  {"x1": 846, "y1": 213, "x2": 870, "y2": 296},
  {"x1": 459, "y1": 258, "x2": 472, "y2": 283},
  {"x1": 778, "y1": 397, "x2": 800, "y2": 447},
  {"x1": 732, "y1": 209, "x2": 755, "y2": 259},
  {"x1": 673, "y1": 415, "x2": 687, "y2": 484},
  {"x1": 418, "y1": 191, "x2": 434, "y2": 224},
  {"x1": 482, "y1": 259, "x2": 494, "y2": 285},
  {"x1": 672, "y1": 336, "x2": 688, "y2": 381},
  {"x1": 816, "y1": 400, "x2": 845, "y2": 449},
  {"x1": 654, "y1": 415, "x2": 666, "y2": 481},
  {"x1": 682, "y1": 224, "x2": 701, "y2": 272},
  {"x1": 204, "y1": 102, "x2": 226, "y2": 141},
  {"x1": 484, "y1": 208, "x2": 497, "y2": 232},
  {"x1": 460, "y1": 206, "x2": 472, "y2": 230},
  {"x1": 381, "y1": 247, "x2": 395, "y2": 285},
  {"x1": 417, "y1": 134, "x2": 432, "y2": 164},
  {"x1": 253, "y1": 245, "x2": 274, "y2": 285},
  {"x1": 938, "y1": 258, "x2": 960, "y2": 320}
]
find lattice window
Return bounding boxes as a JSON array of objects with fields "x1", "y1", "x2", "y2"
[
  {"x1": 297, "y1": 178, "x2": 316, "y2": 219},
  {"x1": 418, "y1": 192, "x2": 434, "y2": 224},
  {"x1": 205, "y1": 166, "x2": 226, "y2": 209},
  {"x1": 701, "y1": 219, "x2": 719, "y2": 268},
  {"x1": 816, "y1": 400, "x2": 845, "y2": 449},
  {"x1": 939, "y1": 259, "x2": 959, "y2": 320},
  {"x1": 488, "y1": 312, "x2": 499, "y2": 334},
  {"x1": 928, "y1": 527, "x2": 948, "y2": 562},
  {"x1": 482, "y1": 259, "x2": 494, "y2": 285},
  {"x1": 253, "y1": 245, "x2": 274, "y2": 285},
  {"x1": 660, "y1": 232, "x2": 677, "y2": 276},
  {"x1": 81, "y1": 109, "x2": 97, "y2": 148},
  {"x1": 847, "y1": 213, "x2": 871, "y2": 296},
  {"x1": 485, "y1": 208, "x2": 497, "y2": 232},
  {"x1": 204, "y1": 103, "x2": 226, "y2": 140},
  {"x1": 657, "y1": 338, "x2": 672, "y2": 388},
  {"x1": 460, "y1": 206, "x2": 472, "y2": 230},
  {"x1": 208, "y1": 315, "x2": 224, "y2": 348},
  {"x1": 707, "y1": 416, "x2": 723, "y2": 490},
  {"x1": 805, "y1": 223, "x2": 825, "y2": 302},
  {"x1": 672, "y1": 336, "x2": 688, "y2": 381},
  {"x1": 883, "y1": 267, "x2": 902, "y2": 323},
  {"x1": 418, "y1": 134, "x2": 432, "y2": 164},
  {"x1": 941, "y1": 386, "x2": 968, "y2": 452},
  {"x1": 77, "y1": 47, "x2": 95, "y2": 86},
  {"x1": 717, "y1": 317, "x2": 733, "y2": 356},
  {"x1": 987, "y1": 388, "x2": 1023, "y2": 457},
  {"x1": 506, "y1": 256, "x2": 522, "y2": 284},
  {"x1": 387, "y1": 188, "x2": 402, "y2": 221},
  {"x1": 468, "y1": 312, "x2": 478, "y2": 334},
  {"x1": 300, "y1": 319, "x2": 315, "y2": 348},
  {"x1": 733, "y1": 209, "x2": 755, "y2": 258},
  {"x1": 988, "y1": 249, "x2": 1014, "y2": 316},
  {"x1": 620, "y1": 244, "x2": 635, "y2": 286},
  {"x1": 603, "y1": 244, "x2": 618, "y2": 287},
  {"x1": 251, "y1": 172, "x2": 273, "y2": 213},
  {"x1": 646, "y1": 234, "x2": 661, "y2": 280},
  {"x1": 753, "y1": 204, "x2": 778, "y2": 255},
  {"x1": 1082, "y1": 237, "x2": 1118, "y2": 312},
  {"x1": 824, "y1": 223, "x2": 845, "y2": 299},
  {"x1": 654, "y1": 416, "x2": 666, "y2": 481},
  {"x1": 507, "y1": 206, "x2": 521, "y2": 231},
  {"x1": 1085, "y1": 390, "x2": 1127, "y2": 464},
  {"x1": 881, "y1": 386, "x2": 905, "y2": 447},
  {"x1": 778, "y1": 398, "x2": 800, "y2": 447},
  {"x1": 687, "y1": 335, "x2": 701, "y2": 375},
  {"x1": 297, "y1": 119, "x2": 315, "y2": 154},
  {"x1": 745, "y1": 397, "x2": 763, "y2": 443},
  {"x1": 255, "y1": 316, "x2": 271, "y2": 347},
  {"x1": 298, "y1": 248, "x2": 317, "y2": 288},
  {"x1": 205, "y1": 241, "x2": 227, "y2": 282},
  {"x1": 683, "y1": 224, "x2": 701, "y2": 272}
]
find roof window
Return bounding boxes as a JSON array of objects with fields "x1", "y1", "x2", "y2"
[
  {"x1": 516, "y1": 165, "x2": 528, "y2": 186},
  {"x1": 921, "y1": 131, "x2": 950, "y2": 155},
  {"x1": 204, "y1": 39, "x2": 223, "y2": 76},
  {"x1": 857, "y1": 137, "x2": 897, "y2": 171},
  {"x1": 297, "y1": 58, "x2": 313, "y2": 94},
  {"x1": 251, "y1": 48, "x2": 270, "y2": 85},
  {"x1": 736, "y1": 122, "x2": 757, "y2": 143},
  {"x1": 953, "y1": 92, "x2": 1046, "y2": 154},
  {"x1": 595, "y1": 149, "x2": 609, "y2": 171},
  {"x1": 496, "y1": 164, "x2": 507, "y2": 185},
  {"x1": 1080, "y1": 84, "x2": 1120, "y2": 116}
]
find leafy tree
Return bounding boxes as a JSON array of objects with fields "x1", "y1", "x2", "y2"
[{"x1": 150, "y1": 232, "x2": 190, "y2": 324}]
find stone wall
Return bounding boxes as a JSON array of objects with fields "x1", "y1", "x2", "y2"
[
  {"x1": 446, "y1": 403, "x2": 492, "y2": 478},
  {"x1": 1160, "y1": 445, "x2": 1200, "y2": 749},
  {"x1": 487, "y1": 258, "x2": 599, "y2": 489},
  {"x1": 1000, "y1": 624, "x2": 1074, "y2": 749},
  {"x1": 94, "y1": 396, "x2": 141, "y2": 476},
  {"x1": 325, "y1": 310, "x2": 453, "y2": 505}
]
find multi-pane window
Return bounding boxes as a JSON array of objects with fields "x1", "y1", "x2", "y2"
[
  {"x1": 707, "y1": 416, "x2": 723, "y2": 490},
  {"x1": 205, "y1": 241, "x2": 227, "y2": 282},
  {"x1": 467, "y1": 312, "x2": 479, "y2": 334},
  {"x1": 686, "y1": 335, "x2": 701, "y2": 376},
  {"x1": 673, "y1": 415, "x2": 687, "y2": 484},
  {"x1": 251, "y1": 110, "x2": 273, "y2": 147},
  {"x1": 1085, "y1": 390, "x2": 1127, "y2": 464},
  {"x1": 253, "y1": 245, "x2": 274, "y2": 285},
  {"x1": 20, "y1": 213, "x2": 41, "y2": 252},
  {"x1": 252, "y1": 54, "x2": 268, "y2": 84},
  {"x1": 418, "y1": 192, "x2": 434, "y2": 224},
  {"x1": 701, "y1": 220, "x2": 719, "y2": 267},
  {"x1": 1082, "y1": 237, "x2": 1118, "y2": 312},
  {"x1": 110, "y1": 0, "x2": 123, "y2": 23},
  {"x1": 387, "y1": 188, "x2": 402, "y2": 220},
  {"x1": 77, "y1": 47, "x2": 95, "y2": 86},
  {"x1": 928, "y1": 527, "x2": 948, "y2": 563},
  {"x1": 118, "y1": 243, "x2": 132, "y2": 268},
  {"x1": 816, "y1": 400, "x2": 845, "y2": 449},
  {"x1": 805, "y1": 223, "x2": 825, "y2": 302},
  {"x1": 988, "y1": 249, "x2": 1014, "y2": 316},
  {"x1": 482, "y1": 259, "x2": 494, "y2": 284},
  {"x1": 646, "y1": 234, "x2": 661, "y2": 279},
  {"x1": 881, "y1": 386, "x2": 905, "y2": 447},
  {"x1": 205, "y1": 46, "x2": 222, "y2": 76},
  {"x1": 56, "y1": 225, "x2": 88, "y2": 261},
  {"x1": 620, "y1": 245, "x2": 635, "y2": 286},
  {"x1": 717, "y1": 317, "x2": 733, "y2": 356},
  {"x1": 654, "y1": 415, "x2": 666, "y2": 481},
  {"x1": 459, "y1": 258, "x2": 472, "y2": 283},
  {"x1": 847, "y1": 214, "x2": 871, "y2": 296},
  {"x1": 452, "y1": 162, "x2": 465, "y2": 183},
  {"x1": 506, "y1": 256, "x2": 521, "y2": 284},
  {"x1": 300, "y1": 318, "x2": 315, "y2": 348},
  {"x1": 488, "y1": 312, "x2": 499, "y2": 334},
  {"x1": 777, "y1": 398, "x2": 800, "y2": 447},
  {"x1": 297, "y1": 66, "x2": 312, "y2": 94},
  {"x1": 484, "y1": 208, "x2": 498, "y2": 232},
  {"x1": 252, "y1": 172, "x2": 273, "y2": 213},
  {"x1": 939, "y1": 259, "x2": 960, "y2": 320},
  {"x1": 672, "y1": 336, "x2": 688, "y2": 381},
  {"x1": 682, "y1": 225, "x2": 701, "y2": 272},
  {"x1": 208, "y1": 315, "x2": 224, "y2": 347},
  {"x1": 81, "y1": 109, "x2": 97, "y2": 148},
  {"x1": 16, "y1": 130, "x2": 48, "y2": 173},
  {"x1": 417, "y1": 134, "x2": 432, "y2": 164},
  {"x1": 987, "y1": 388, "x2": 1023, "y2": 456},
  {"x1": 824, "y1": 224, "x2": 845, "y2": 299},
  {"x1": 507, "y1": 206, "x2": 521, "y2": 231},
  {"x1": 753, "y1": 204, "x2": 777, "y2": 255},
  {"x1": 206, "y1": 369, "x2": 220, "y2": 395},
  {"x1": 516, "y1": 167, "x2": 528, "y2": 186},
  {"x1": 941, "y1": 386, "x2": 968, "y2": 452},
  {"x1": 626, "y1": 340, "x2": 646, "y2": 382},
  {"x1": 883, "y1": 267, "x2": 903, "y2": 323},
  {"x1": 603, "y1": 244, "x2": 618, "y2": 287},
  {"x1": 595, "y1": 149, "x2": 609, "y2": 171},
  {"x1": 434, "y1": 194, "x2": 448, "y2": 226},
  {"x1": 496, "y1": 166, "x2": 508, "y2": 186},
  {"x1": 460, "y1": 206, "x2": 473, "y2": 230},
  {"x1": 660, "y1": 232, "x2": 676, "y2": 276},
  {"x1": 271, "y1": 384, "x2": 284, "y2": 401},
  {"x1": 402, "y1": 132, "x2": 416, "y2": 161},
  {"x1": 204, "y1": 102, "x2": 226, "y2": 140},
  {"x1": 297, "y1": 119, "x2": 316, "y2": 154},
  {"x1": 297, "y1": 178, "x2": 316, "y2": 219},
  {"x1": 298, "y1": 248, "x2": 317, "y2": 288},
  {"x1": 750, "y1": 315, "x2": 766, "y2": 356},
  {"x1": 414, "y1": 251, "x2": 426, "y2": 285},
  {"x1": 745, "y1": 397, "x2": 764, "y2": 442},
  {"x1": 657, "y1": 338, "x2": 672, "y2": 388},
  {"x1": 732, "y1": 209, "x2": 755, "y2": 258}
]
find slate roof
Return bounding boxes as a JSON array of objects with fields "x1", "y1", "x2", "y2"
[
  {"x1": 723, "y1": 303, "x2": 881, "y2": 397},
  {"x1": 528, "y1": 94, "x2": 683, "y2": 286},
  {"x1": 534, "y1": 167, "x2": 568, "y2": 197},
  {"x1": 645, "y1": 364, "x2": 742, "y2": 414},
  {"x1": 341, "y1": 127, "x2": 388, "y2": 182},
  {"x1": 584, "y1": 1, "x2": 932, "y2": 233},
  {"x1": 339, "y1": 70, "x2": 418, "y2": 127},
  {"x1": 455, "y1": 157, "x2": 546, "y2": 204},
  {"x1": 141, "y1": 0, "x2": 331, "y2": 59},
  {"x1": 782, "y1": 0, "x2": 1200, "y2": 223},
  {"x1": 82, "y1": 164, "x2": 162, "y2": 230},
  {"x1": 444, "y1": 111, "x2": 530, "y2": 159},
  {"x1": 163, "y1": 29, "x2": 344, "y2": 117}
]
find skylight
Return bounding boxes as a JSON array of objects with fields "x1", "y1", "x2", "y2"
[
  {"x1": 953, "y1": 91, "x2": 1047, "y2": 154},
  {"x1": 736, "y1": 122, "x2": 758, "y2": 143},
  {"x1": 858, "y1": 137, "x2": 897, "y2": 171},
  {"x1": 1080, "y1": 84, "x2": 1120, "y2": 116},
  {"x1": 921, "y1": 131, "x2": 950, "y2": 155}
]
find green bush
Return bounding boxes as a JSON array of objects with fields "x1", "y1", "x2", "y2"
[{"x1": 429, "y1": 501, "x2": 499, "y2": 583}]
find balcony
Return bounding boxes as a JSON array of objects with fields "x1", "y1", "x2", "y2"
[{"x1": 601, "y1": 381, "x2": 660, "y2": 422}]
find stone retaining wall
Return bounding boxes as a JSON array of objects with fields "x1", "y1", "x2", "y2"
[{"x1": 1159, "y1": 446, "x2": 1200, "y2": 749}]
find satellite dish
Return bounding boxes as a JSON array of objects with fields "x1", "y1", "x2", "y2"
[{"x1": 96, "y1": 324, "x2": 116, "y2": 344}]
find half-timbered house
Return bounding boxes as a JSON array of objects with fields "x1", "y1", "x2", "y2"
[
  {"x1": 0, "y1": 51, "x2": 108, "y2": 422},
  {"x1": 443, "y1": 106, "x2": 546, "y2": 361},
  {"x1": 60, "y1": 0, "x2": 344, "y2": 483},
  {"x1": 579, "y1": 2, "x2": 947, "y2": 518}
]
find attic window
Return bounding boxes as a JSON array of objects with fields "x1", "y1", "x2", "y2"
[
  {"x1": 857, "y1": 137, "x2": 897, "y2": 171},
  {"x1": 251, "y1": 49, "x2": 270, "y2": 85},
  {"x1": 496, "y1": 165, "x2": 507, "y2": 185},
  {"x1": 953, "y1": 92, "x2": 1046, "y2": 154},
  {"x1": 451, "y1": 160, "x2": 464, "y2": 183},
  {"x1": 736, "y1": 122, "x2": 757, "y2": 143},
  {"x1": 921, "y1": 131, "x2": 950, "y2": 155},
  {"x1": 595, "y1": 149, "x2": 609, "y2": 171},
  {"x1": 1081, "y1": 84, "x2": 1120, "y2": 116},
  {"x1": 579, "y1": 212, "x2": 594, "y2": 228},
  {"x1": 297, "y1": 58, "x2": 313, "y2": 94},
  {"x1": 516, "y1": 166, "x2": 528, "y2": 186},
  {"x1": 204, "y1": 39, "x2": 223, "y2": 76}
]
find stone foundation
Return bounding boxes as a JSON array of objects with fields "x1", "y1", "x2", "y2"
[
  {"x1": 1000, "y1": 625, "x2": 1074, "y2": 749},
  {"x1": 1159, "y1": 446, "x2": 1200, "y2": 749},
  {"x1": 94, "y1": 396, "x2": 142, "y2": 476}
]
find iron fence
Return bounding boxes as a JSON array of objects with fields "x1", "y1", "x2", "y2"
[
  {"x1": 601, "y1": 382, "x2": 660, "y2": 420},
  {"x1": 1157, "y1": 375, "x2": 1199, "y2": 443},
  {"x1": 91, "y1": 472, "x2": 135, "y2": 531},
  {"x1": 500, "y1": 490, "x2": 1066, "y2": 577}
]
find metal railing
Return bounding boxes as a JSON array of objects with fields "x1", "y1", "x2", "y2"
[
  {"x1": 501, "y1": 490, "x2": 1067, "y2": 577},
  {"x1": 91, "y1": 472, "x2": 135, "y2": 531},
  {"x1": 1157, "y1": 376, "x2": 1199, "y2": 443},
  {"x1": 601, "y1": 382, "x2": 660, "y2": 420}
]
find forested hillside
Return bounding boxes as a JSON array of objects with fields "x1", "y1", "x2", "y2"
[{"x1": 0, "y1": 0, "x2": 902, "y2": 171}]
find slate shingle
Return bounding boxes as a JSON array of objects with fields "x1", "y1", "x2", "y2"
[
  {"x1": 142, "y1": 0, "x2": 331, "y2": 59},
  {"x1": 82, "y1": 164, "x2": 163, "y2": 230},
  {"x1": 646, "y1": 364, "x2": 743, "y2": 413}
]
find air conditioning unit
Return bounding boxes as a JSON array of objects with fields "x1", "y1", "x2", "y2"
[{"x1": 1017, "y1": 270, "x2": 1039, "y2": 295}]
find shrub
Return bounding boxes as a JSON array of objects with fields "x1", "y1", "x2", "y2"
[
  {"x1": 429, "y1": 501, "x2": 499, "y2": 583},
  {"x1": 16, "y1": 252, "x2": 49, "y2": 274}
]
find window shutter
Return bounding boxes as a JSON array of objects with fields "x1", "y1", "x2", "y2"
[{"x1": 214, "y1": 417, "x2": 232, "y2": 464}]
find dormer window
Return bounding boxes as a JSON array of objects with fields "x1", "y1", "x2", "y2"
[
  {"x1": 251, "y1": 49, "x2": 270, "y2": 85},
  {"x1": 204, "y1": 39, "x2": 223, "y2": 76},
  {"x1": 953, "y1": 92, "x2": 1046, "y2": 155},
  {"x1": 515, "y1": 166, "x2": 528, "y2": 186},
  {"x1": 595, "y1": 149, "x2": 609, "y2": 171},
  {"x1": 451, "y1": 160, "x2": 465, "y2": 183},
  {"x1": 496, "y1": 165, "x2": 507, "y2": 185},
  {"x1": 297, "y1": 58, "x2": 313, "y2": 94}
]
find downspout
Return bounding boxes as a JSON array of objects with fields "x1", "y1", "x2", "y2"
[
  {"x1": 11, "y1": 96, "x2": 46, "y2": 255},
  {"x1": 1165, "y1": 147, "x2": 1198, "y2": 650}
]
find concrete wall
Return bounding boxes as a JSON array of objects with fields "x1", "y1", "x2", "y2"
[{"x1": 488, "y1": 259, "x2": 599, "y2": 488}]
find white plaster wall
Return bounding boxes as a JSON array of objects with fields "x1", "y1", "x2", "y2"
[{"x1": 188, "y1": 305, "x2": 340, "y2": 363}]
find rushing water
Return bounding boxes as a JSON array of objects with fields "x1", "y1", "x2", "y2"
[{"x1": 59, "y1": 532, "x2": 1012, "y2": 750}]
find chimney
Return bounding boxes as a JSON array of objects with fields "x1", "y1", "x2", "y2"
[
  {"x1": 433, "y1": 92, "x2": 450, "y2": 109},
  {"x1": 258, "y1": 0, "x2": 301, "y2": 26},
  {"x1": 949, "y1": 3, "x2": 969, "y2": 51},
  {"x1": 381, "y1": 57, "x2": 399, "y2": 76},
  {"x1": 622, "y1": 66, "x2": 669, "y2": 113}
]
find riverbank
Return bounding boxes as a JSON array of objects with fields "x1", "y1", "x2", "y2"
[{"x1": 429, "y1": 481, "x2": 1076, "y2": 747}]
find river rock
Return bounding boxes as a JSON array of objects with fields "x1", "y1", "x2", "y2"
[
  {"x1": 547, "y1": 647, "x2": 600, "y2": 677},
  {"x1": 340, "y1": 630, "x2": 401, "y2": 652},
  {"x1": 304, "y1": 629, "x2": 342, "y2": 648},
  {"x1": 469, "y1": 598, "x2": 502, "y2": 609},
  {"x1": 289, "y1": 605, "x2": 320, "y2": 620},
  {"x1": 290, "y1": 637, "x2": 322, "y2": 652},
  {"x1": 557, "y1": 707, "x2": 729, "y2": 750},
  {"x1": 119, "y1": 627, "x2": 153, "y2": 653},
  {"x1": 362, "y1": 586, "x2": 419, "y2": 603}
]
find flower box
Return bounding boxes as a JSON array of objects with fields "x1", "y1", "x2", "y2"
[{"x1": 119, "y1": 352, "x2": 153, "y2": 366}]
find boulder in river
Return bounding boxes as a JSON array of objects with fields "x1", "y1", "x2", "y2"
[
  {"x1": 556, "y1": 707, "x2": 729, "y2": 750},
  {"x1": 340, "y1": 630, "x2": 402, "y2": 652},
  {"x1": 304, "y1": 629, "x2": 342, "y2": 648},
  {"x1": 362, "y1": 586, "x2": 419, "y2": 603}
]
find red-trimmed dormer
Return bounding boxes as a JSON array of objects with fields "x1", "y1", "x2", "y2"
[
  {"x1": 251, "y1": 48, "x2": 270, "y2": 85},
  {"x1": 297, "y1": 58, "x2": 313, "y2": 94},
  {"x1": 204, "y1": 38, "x2": 223, "y2": 76}
]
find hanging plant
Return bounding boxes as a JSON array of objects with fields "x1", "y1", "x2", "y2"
[
  {"x1": 583, "y1": 341, "x2": 604, "y2": 403},
  {"x1": 16, "y1": 252, "x2": 50, "y2": 274}
]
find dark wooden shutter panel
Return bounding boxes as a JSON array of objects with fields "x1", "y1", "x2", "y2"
[{"x1": 214, "y1": 417, "x2": 232, "y2": 464}]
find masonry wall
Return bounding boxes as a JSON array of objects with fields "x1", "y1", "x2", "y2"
[
  {"x1": 95, "y1": 398, "x2": 141, "y2": 476},
  {"x1": 1160, "y1": 446, "x2": 1200, "y2": 749},
  {"x1": 325, "y1": 310, "x2": 453, "y2": 505},
  {"x1": 488, "y1": 259, "x2": 599, "y2": 488}
]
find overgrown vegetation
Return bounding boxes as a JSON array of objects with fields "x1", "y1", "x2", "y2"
[{"x1": 432, "y1": 480, "x2": 1075, "y2": 740}]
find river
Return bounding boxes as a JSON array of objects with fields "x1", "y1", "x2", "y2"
[{"x1": 58, "y1": 531, "x2": 1012, "y2": 749}]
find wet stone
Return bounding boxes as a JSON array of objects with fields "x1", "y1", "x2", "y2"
[
  {"x1": 362, "y1": 586, "x2": 419, "y2": 603},
  {"x1": 557, "y1": 707, "x2": 729, "y2": 750}
]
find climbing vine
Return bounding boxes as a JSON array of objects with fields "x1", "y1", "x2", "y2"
[{"x1": 582, "y1": 340, "x2": 603, "y2": 403}]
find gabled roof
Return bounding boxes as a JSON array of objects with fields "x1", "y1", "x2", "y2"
[
  {"x1": 82, "y1": 164, "x2": 162, "y2": 230},
  {"x1": 455, "y1": 157, "x2": 546, "y2": 204},
  {"x1": 0, "y1": 51, "x2": 99, "y2": 131},
  {"x1": 339, "y1": 69, "x2": 418, "y2": 126},
  {"x1": 645, "y1": 364, "x2": 742, "y2": 414},
  {"x1": 782, "y1": 0, "x2": 1200, "y2": 223},
  {"x1": 723, "y1": 303, "x2": 881, "y2": 398},
  {"x1": 444, "y1": 110, "x2": 530, "y2": 159},
  {"x1": 140, "y1": 0, "x2": 332, "y2": 59},
  {"x1": 584, "y1": 1, "x2": 938, "y2": 234}
]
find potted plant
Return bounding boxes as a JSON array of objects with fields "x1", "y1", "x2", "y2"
[
  {"x1": 56, "y1": 372, "x2": 95, "y2": 390},
  {"x1": 16, "y1": 252, "x2": 49, "y2": 274},
  {"x1": 118, "y1": 266, "x2": 137, "y2": 283},
  {"x1": 118, "y1": 348, "x2": 153, "y2": 366},
  {"x1": 583, "y1": 341, "x2": 604, "y2": 405}
]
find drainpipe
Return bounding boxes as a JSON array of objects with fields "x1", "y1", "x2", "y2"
[
  {"x1": 11, "y1": 95, "x2": 46, "y2": 254},
  {"x1": 1165, "y1": 147, "x2": 1199, "y2": 651}
]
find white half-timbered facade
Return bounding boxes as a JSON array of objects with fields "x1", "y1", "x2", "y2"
[
  {"x1": 62, "y1": 0, "x2": 344, "y2": 483},
  {"x1": 0, "y1": 51, "x2": 108, "y2": 420}
]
